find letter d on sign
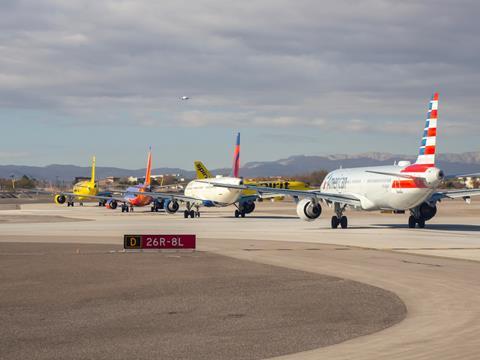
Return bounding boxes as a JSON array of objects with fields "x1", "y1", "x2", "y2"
[{"x1": 124, "y1": 235, "x2": 141, "y2": 249}]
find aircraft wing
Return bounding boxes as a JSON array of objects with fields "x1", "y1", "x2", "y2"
[
  {"x1": 19, "y1": 188, "x2": 125, "y2": 202},
  {"x1": 202, "y1": 182, "x2": 362, "y2": 207},
  {"x1": 57, "y1": 192, "x2": 126, "y2": 202},
  {"x1": 430, "y1": 189, "x2": 480, "y2": 202},
  {"x1": 128, "y1": 190, "x2": 203, "y2": 204}
]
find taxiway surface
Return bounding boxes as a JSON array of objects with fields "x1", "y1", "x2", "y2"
[{"x1": 1, "y1": 200, "x2": 479, "y2": 359}]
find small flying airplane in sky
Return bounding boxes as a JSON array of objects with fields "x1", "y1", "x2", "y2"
[{"x1": 180, "y1": 96, "x2": 190, "y2": 100}]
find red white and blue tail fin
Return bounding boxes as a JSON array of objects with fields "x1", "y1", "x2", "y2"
[
  {"x1": 416, "y1": 93, "x2": 439, "y2": 165},
  {"x1": 232, "y1": 132, "x2": 240, "y2": 178}
]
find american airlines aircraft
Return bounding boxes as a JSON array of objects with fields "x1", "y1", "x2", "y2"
[{"x1": 208, "y1": 93, "x2": 480, "y2": 228}]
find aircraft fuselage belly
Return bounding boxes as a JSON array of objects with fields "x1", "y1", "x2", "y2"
[{"x1": 185, "y1": 178, "x2": 243, "y2": 206}]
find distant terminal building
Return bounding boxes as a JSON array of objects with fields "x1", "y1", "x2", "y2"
[
  {"x1": 74, "y1": 176, "x2": 90, "y2": 184},
  {"x1": 459, "y1": 176, "x2": 480, "y2": 189},
  {"x1": 136, "y1": 174, "x2": 184, "y2": 184},
  {"x1": 98, "y1": 177, "x2": 120, "y2": 187}
]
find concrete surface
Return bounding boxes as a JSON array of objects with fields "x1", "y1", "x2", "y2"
[{"x1": 1, "y1": 199, "x2": 480, "y2": 359}]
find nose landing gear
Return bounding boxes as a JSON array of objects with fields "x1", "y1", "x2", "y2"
[{"x1": 184, "y1": 203, "x2": 200, "y2": 218}]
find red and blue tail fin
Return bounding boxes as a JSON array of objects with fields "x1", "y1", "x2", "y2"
[
  {"x1": 416, "y1": 92, "x2": 438, "y2": 165},
  {"x1": 232, "y1": 132, "x2": 240, "y2": 178}
]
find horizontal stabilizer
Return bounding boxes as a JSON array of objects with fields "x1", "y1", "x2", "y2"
[{"x1": 365, "y1": 170, "x2": 426, "y2": 181}]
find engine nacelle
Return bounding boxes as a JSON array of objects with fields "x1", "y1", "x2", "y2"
[
  {"x1": 165, "y1": 200, "x2": 179, "y2": 214},
  {"x1": 418, "y1": 202, "x2": 437, "y2": 221},
  {"x1": 106, "y1": 199, "x2": 118, "y2": 210},
  {"x1": 54, "y1": 194, "x2": 66, "y2": 205},
  {"x1": 241, "y1": 201, "x2": 256, "y2": 214},
  {"x1": 296, "y1": 198, "x2": 322, "y2": 221},
  {"x1": 424, "y1": 167, "x2": 445, "y2": 187}
]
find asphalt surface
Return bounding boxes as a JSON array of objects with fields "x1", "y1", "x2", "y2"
[
  {"x1": 0, "y1": 242, "x2": 405, "y2": 360},
  {"x1": 1, "y1": 200, "x2": 480, "y2": 359},
  {"x1": 207, "y1": 239, "x2": 480, "y2": 360}
]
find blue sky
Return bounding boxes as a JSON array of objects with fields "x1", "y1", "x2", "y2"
[{"x1": 1, "y1": 1, "x2": 479, "y2": 169}]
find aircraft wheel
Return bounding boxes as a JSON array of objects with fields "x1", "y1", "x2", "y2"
[
  {"x1": 340, "y1": 216, "x2": 348, "y2": 229},
  {"x1": 417, "y1": 218, "x2": 426, "y2": 228},
  {"x1": 184, "y1": 210, "x2": 189, "y2": 218},
  {"x1": 331, "y1": 216, "x2": 339, "y2": 229},
  {"x1": 151, "y1": 206, "x2": 155, "y2": 212},
  {"x1": 408, "y1": 215, "x2": 416, "y2": 228},
  {"x1": 241, "y1": 211, "x2": 245, "y2": 218},
  {"x1": 235, "y1": 210, "x2": 240, "y2": 218},
  {"x1": 189, "y1": 210, "x2": 195, "y2": 218},
  {"x1": 196, "y1": 212, "x2": 201, "y2": 218}
]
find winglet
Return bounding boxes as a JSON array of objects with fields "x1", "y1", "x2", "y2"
[{"x1": 232, "y1": 132, "x2": 240, "y2": 178}]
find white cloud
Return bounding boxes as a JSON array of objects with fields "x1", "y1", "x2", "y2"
[{"x1": 0, "y1": 0, "x2": 479, "y2": 136}]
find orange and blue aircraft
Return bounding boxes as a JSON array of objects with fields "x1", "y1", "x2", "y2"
[{"x1": 103, "y1": 148, "x2": 159, "y2": 212}]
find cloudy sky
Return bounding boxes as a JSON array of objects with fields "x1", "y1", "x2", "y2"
[{"x1": 1, "y1": 0, "x2": 479, "y2": 169}]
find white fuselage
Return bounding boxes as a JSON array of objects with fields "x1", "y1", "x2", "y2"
[
  {"x1": 320, "y1": 164, "x2": 443, "y2": 211},
  {"x1": 185, "y1": 177, "x2": 243, "y2": 206}
]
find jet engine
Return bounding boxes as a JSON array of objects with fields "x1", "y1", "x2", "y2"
[
  {"x1": 106, "y1": 199, "x2": 118, "y2": 210},
  {"x1": 418, "y1": 202, "x2": 437, "y2": 221},
  {"x1": 54, "y1": 194, "x2": 66, "y2": 205},
  {"x1": 424, "y1": 167, "x2": 445, "y2": 187},
  {"x1": 165, "y1": 200, "x2": 179, "y2": 214},
  {"x1": 241, "y1": 200, "x2": 256, "y2": 214},
  {"x1": 296, "y1": 198, "x2": 322, "y2": 221}
]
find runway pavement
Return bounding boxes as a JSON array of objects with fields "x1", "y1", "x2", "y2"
[
  {"x1": 0, "y1": 199, "x2": 480, "y2": 359},
  {"x1": 0, "y1": 242, "x2": 404, "y2": 360}
]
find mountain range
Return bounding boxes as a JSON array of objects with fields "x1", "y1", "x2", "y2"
[{"x1": 1, "y1": 152, "x2": 479, "y2": 182}]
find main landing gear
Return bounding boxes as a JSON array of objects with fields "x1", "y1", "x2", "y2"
[
  {"x1": 408, "y1": 215, "x2": 426, "y2": 229},
  {"x1": 183, "y1": 203, "x2": 200, "y2": 218},
  {"x1": 67, "y1": 198, "x2": 75, "y2": 207},
  {"x1": 331, "y1": 203, "x2": 348, "y2": 229},
  {"x1": 121, "y1": 204, "x2": 133, "y2": 213},
  {"x1": 234, "y1": 209, "x2": 246, "y2": 218},
  {"x1": 233, "y1": 203, "x2": 248, "y2": 218},
  {"x1": 408, "y1": 203, "x2": 437, "y2": 228}
]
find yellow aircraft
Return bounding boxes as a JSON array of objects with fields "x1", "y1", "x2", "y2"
[
  {"x1": 194, "y1": 160, "x2": 310, "y2": 194},
  {"x1": 54, "y1": 156, "x2": 99, "y2": 206}
]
